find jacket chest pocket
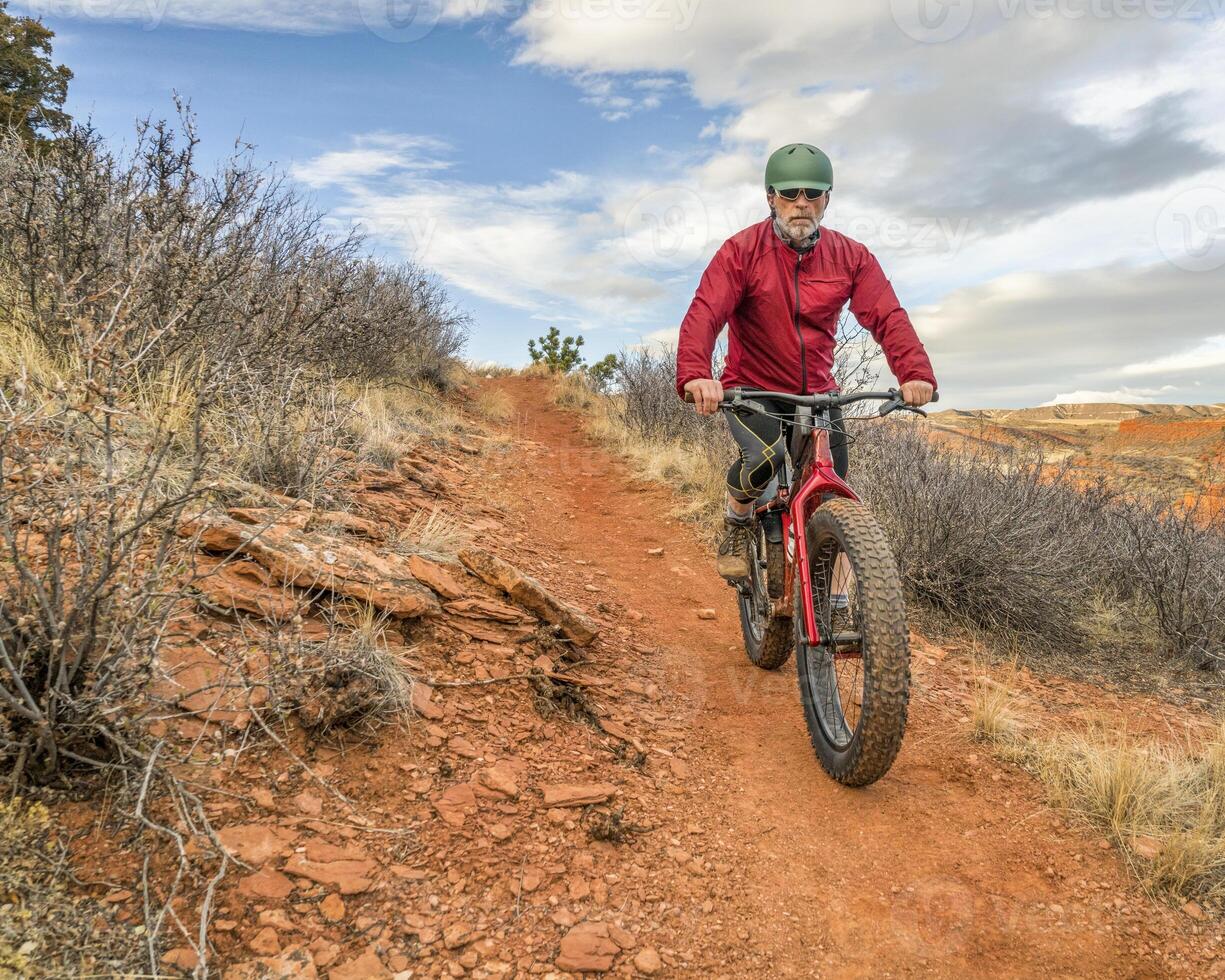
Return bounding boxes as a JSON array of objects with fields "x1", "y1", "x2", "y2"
[{"x1": 799, "y1": 275, "x2": 851, "y2": 323}]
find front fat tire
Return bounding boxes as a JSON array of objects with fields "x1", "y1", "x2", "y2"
[{"x1": 795, "y1": 499, "x2": 911, "y2": 786}]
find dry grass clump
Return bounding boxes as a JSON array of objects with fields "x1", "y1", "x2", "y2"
[
  {"x1": 274, "y1": 604, "x2": 414, "y2": 733},
  {"x1": 255, "y1": 604, "x2": 410, "y2": 731},
  {"x1": 521, "y1": 361, "x2": 553, "y2": 379},
  {"x1": 970, "y1": 673, "x2": 1023, "y2": 743},
  {"x1": 387, "y1": 506, "x2": 470, "y2": 558},
  {"x1": 468, "y1": 360, "x2": 517, "y2": 378},
  {"x1": 343, "y1": 383, "x2": 468, "y2": 469},
  {"x1": 473, "y1": 386, "x2": 514, "y2": 422},
  {"x1": 1030, "y1": 726, "x2": 1225, "y2": 912},
  {"x1": 975, "y1": 687, "x2": 1225, "y2": 913},
  {"x1": 551, "y1": 371, "x2": 600, "y2": 412}
]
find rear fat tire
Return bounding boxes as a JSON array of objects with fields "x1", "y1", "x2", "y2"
[
  {"x1": 738, "y1": 522, "x2": 792, "y2": 671},
  {"x1": 795, "y1": 499, "x2": 910, "y2": 786}
]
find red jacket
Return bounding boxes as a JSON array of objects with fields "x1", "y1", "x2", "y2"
[{"x1": 675, "y1": 219, "x2": 937, "y2": 398}]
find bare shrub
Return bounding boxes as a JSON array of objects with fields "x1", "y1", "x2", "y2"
[
  {"x1": 214, "y1": 366, "x2": 357, "y2": 502},
  {"x1": 1114, "y1": 496, "x2": 1225, "y2": 668},
  {"x1": 0, "y1": 310, "x2": 232, "y2": 975},
  {"x1": 0, "y1": 798, "x2": 144, "y2": 976},
  {"x1": 0, "y1": 324, "x2": 207, "y2": 784},
  {"x1": 855, "y1": 422, "x2": 1128, "y2": 650},
  {"x1": 0, "y1": 103, "x2": 470, "y2": 970},
  {"x1": 613, "y1": 346, "x2": 723, "y2": 450},
  {"x1": 856, "y1": 422, "x2": 1225, "y2": 669},
  {"x1": 0, "y1": 113, "x2": 467, "y2": 393}
]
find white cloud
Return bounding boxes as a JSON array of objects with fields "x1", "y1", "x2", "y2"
[
  {"x1": 297, "y1": 134, "x2": 678, "y2": 327},
  {"x1": 1120, "y1": 334, "x2": 1225, "y2": 377},
  {"x1": 290, "y1": 134, "x2": 451, "y2": 189},
  {"x1": 1040, "y1": 388, "x2": 1171, "y2": 407},
  {"x1": 914, "y1": 262, "x2": 1225, "y2": 407},
  {"x1": 15, "y1": 0, "x2": 509, "y2": 33},
  {"x1": 16, "y1": 0, "x2": 356, "y2": 33}
]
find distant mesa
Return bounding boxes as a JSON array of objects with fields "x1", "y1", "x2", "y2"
[{"x1": 932, "y1": 402, "x2": 1225, "y2": 425}]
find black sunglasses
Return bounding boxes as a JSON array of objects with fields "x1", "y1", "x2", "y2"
[{"x1": 774, "y1": 187, "x2": 827, "y2": 201}]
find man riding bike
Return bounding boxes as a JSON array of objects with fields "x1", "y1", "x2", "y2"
[{"x1": 675, "y1": 143, "x2": 938, "y2": 582}]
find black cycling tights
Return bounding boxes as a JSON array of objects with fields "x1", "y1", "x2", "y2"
[{"x1": 724, "y1": 399, "x2": 848, "y2": 504}]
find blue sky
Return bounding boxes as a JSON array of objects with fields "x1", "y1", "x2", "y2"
[
  {"x1": 48, "y1": 15, "x2": 713, "y2": 368},
  {"x1": 20, "y1": 2, "x2": 1225, "y2": 408}
]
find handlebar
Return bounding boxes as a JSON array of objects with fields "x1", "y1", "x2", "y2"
[{"x1": 683, "y1": 387, "x2": 938, "y2": 418}]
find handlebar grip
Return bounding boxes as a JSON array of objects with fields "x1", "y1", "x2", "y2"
[{"x1": 683, "y1": 391, "x2": 694, "y2": 403}]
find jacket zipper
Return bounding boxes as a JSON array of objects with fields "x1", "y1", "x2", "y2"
[{"x1": 792, "y1": 255, "x2": 808, "y2": 394}]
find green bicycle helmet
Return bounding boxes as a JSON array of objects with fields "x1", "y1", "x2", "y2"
[{"x1": 764, "y1": 143, "x2": 833, "y2": 192}]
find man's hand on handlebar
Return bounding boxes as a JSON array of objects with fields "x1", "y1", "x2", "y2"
[
  {"x1": 900, "y1": 380, "x2": 934, "y2": 408},
  {"x1": 684, "y1": 378, "x2": 724, "y2": 416}
]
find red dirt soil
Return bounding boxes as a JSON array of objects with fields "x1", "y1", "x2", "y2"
[{"x1": 59, "y1": 375, "x2": 1223, "y2": 979}]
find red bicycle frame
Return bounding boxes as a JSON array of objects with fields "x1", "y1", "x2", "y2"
[{"x1": 756, "y1": 421, "x2": 859, "y2": 648}]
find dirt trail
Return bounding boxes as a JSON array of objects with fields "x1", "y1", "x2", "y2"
[
  {"x1": 484, "y1": 375, "x2": 1220, "y2": 978},
  {"x1": 64, "y1": 374, "x2": 1220, "y2": 979}
]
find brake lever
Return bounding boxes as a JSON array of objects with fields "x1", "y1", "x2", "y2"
[
  {"x1": 877, "y1": 392, "x2": 905, "y2": 417},
  {"x1": 878, "y1": 394, "x2": 928, "y2": 418}
]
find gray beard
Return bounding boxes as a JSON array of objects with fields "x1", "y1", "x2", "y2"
[{"x1": 773, "y1": 215, "x2": 820, "y2": 251}]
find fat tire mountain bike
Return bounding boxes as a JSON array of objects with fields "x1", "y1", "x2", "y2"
[{"x1": 688, "y1": 387, "x2": 935, "y2": 786}]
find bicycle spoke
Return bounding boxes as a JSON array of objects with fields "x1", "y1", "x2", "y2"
[{"x1": 803, "y1": 540, "x2": 865, "y2": 750}]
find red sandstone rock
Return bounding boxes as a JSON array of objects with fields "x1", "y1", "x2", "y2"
[
  {"x1": 458, "y1": 547, "x2": 599, "y2": 646},
  {"x1": 556, "y1": 922, "x2": 621, "y2": 973},
  {"x1": 541, "y1": 782, "x2": 617, "y2": 808}
]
